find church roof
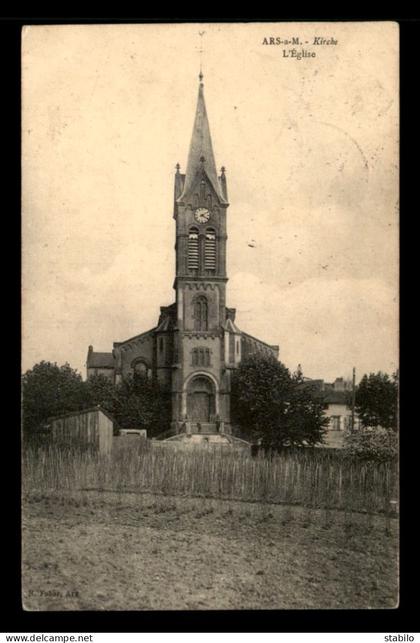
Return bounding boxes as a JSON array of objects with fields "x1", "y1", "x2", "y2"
[
  {"x1": 241, "y1": 330, "x2": 279, "y2": 353},
  {"x1": 113, "y1": 327, "x2": 156, "y2": 348},
  {"x1": 178, "y1": 78, "x2": 226, "y2": 204}
]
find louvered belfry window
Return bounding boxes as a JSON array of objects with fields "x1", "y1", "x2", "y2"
[
  {"x1": 204, "y1": 228, "x2": 216, "y2": 271},
  {"x1": 188, "y1": 227, "x2": 199, "y2": 271}
]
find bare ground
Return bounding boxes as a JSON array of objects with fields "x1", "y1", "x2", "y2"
[{"x1": 22, "y1": 491, "x2": 398, "y2": 610}]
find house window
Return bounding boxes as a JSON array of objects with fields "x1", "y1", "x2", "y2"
[
  {"x1": 204, "y1": 228, "x2": 216, "y2": 272},
  {"x1": 159, "y1": 337, "x2": 164, "y2": 353},
  {"x1": 188, "y1": 227, "x2": 199, "y2": 271},
  {"x1": 193, "y1": 296, "x2": 208, "y2": 331},
  {"x1": 330, "y1": 416, "x2": 341, "y2": 431}
]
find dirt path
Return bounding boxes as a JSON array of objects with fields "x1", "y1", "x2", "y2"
[{"x1": 22, "y1": 492, "x2": 398, "y2": 610}]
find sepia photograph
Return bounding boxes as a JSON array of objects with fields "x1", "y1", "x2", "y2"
[{"x1": 21, "y1": 22, "x2": 399, "y2": 611}]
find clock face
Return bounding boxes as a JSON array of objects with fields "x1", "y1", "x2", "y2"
[{"x1": 194, "y1": 207, "x2": 210, "y2": 224}]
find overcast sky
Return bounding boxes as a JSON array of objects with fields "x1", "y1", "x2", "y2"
[{"x1": 22, "y1": 22, "x2": 399, "y2": 383}]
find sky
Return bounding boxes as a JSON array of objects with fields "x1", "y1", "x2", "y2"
[{"x1": 22, "y1": 22, "x2": 399, "y2": 383}]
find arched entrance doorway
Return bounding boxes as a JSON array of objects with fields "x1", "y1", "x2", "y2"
[{"x1": 186, "y1": 375, "x2": 215, "y2": 422}]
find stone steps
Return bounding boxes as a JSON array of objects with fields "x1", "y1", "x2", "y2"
[{"x1": 189, "y1": 422, "x2": 218, "y2": 434}]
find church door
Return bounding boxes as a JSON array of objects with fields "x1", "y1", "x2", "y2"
[{"x1": 187, "y1": 376, "x2": 215, "y2": 422}]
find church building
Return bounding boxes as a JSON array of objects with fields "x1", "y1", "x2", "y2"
[{"x1": 87, "y1": 73, "x2": 279, "y2": 435}]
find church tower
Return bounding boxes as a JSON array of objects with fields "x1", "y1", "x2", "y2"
[
  {"x1": 171, "y1": 73, "x2": 231, "y2": 432},
  {"x1": 87, "y1": 72, "x2": 279, "y2": 438}
]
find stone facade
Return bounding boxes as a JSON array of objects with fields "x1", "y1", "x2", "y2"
[{"x1": 86, "y1": 76, "x2": 279, "y2": 435}]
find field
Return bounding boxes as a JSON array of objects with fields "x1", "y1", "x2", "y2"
[{"x1": 22, "y1": 444, "x2": 399, "y2": 610}]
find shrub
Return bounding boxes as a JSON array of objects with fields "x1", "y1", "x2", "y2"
[{"x1": 343, "y1": 428, "x2": 398, "y2": 462}]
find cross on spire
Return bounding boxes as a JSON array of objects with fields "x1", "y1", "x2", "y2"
[{"x1": 198, "y1": 30, "x2": 205, "y2": 83}]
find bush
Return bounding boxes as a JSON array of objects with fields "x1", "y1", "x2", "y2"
[{"x1": 343, "y1": 428, "x2": 398, "y2": 463}]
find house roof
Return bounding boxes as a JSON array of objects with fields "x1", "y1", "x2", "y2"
[
  {"x1": 48, "y1": 405, "x2": 116, "y2": 424},
  {"x1": 87, "y1": 351, "x2": 115, "y2": 368},
  {"x1": 323, "y1": 390, "x2": 349, "y2": 405}
]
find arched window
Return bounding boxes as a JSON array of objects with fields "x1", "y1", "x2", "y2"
[
  {"x1": 204, "y1": 228, "x2": 216, "y2": 272},
  {"x1": 132, "y1": 359, "x2": 150, "y2": 379},
  {"x1": 188, "y1": 227, "x2": 199, "y2": 271},
  {"x1": 134, "y1": 361, "x2": 147, "y2": 375},
  {"x1": 193, "y1": 296, "x2": 208, "y2": 331}
]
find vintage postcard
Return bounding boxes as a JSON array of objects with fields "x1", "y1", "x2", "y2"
[{"x1": 22, "y1": 22, "x2": 399, "y2": 610}]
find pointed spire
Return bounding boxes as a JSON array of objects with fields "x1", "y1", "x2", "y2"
[{"x1": 179, "y1": 77, "x2": 226, "y2": 203}]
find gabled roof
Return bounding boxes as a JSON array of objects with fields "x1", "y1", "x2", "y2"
[
  {"x1": 87, "y1": 351, "x2": 115, "y2": 368},
  {"x1": 178, "y1": 79, "x2": 226, "y2": 204}
]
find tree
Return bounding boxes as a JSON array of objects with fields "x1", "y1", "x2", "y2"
[
  {"x1": 231, "y1": 354, "x2": 328, "y2": 449},
  {"x1": 112, "y1": 373, "x2": 171, "y2": 438},
  {"x1": 22, "y1": 359, "x2": 173, "y2": 444},
  {"x1": 85, "y1": 374, "x2": 117, "y2": 415},
  {"x1": 355, "y1": 372, "x2": 398, "y2": 430},
  {"x1": 22, "y1": 361, "x2": 88, "y2": 442}
]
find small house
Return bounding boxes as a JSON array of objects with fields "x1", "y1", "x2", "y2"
[{"x1": 49, "y1": 406, "x2": 114, "y2": 455}]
